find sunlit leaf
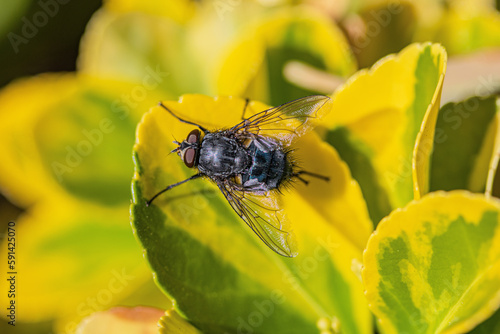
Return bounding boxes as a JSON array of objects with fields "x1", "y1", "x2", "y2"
[
  {"x1": 322, "y1": 42, "x2": 446, "y2": 225},
  {"x1": 286, "y1": 133, "x2": 373, "y2": 252},
  {"x1": 0, "y1": 74, "x2": 161, "y2": 206},
  {"x1": 33, "y1": 79, "x2": 150, "y2": 205},
  {"x1": 131, "y1": 94, "x2": 372, "y2": 334},
  {"x1": 79, "y1": 9, "x2": 199, "y2": 97},
  {"x1": 432, "y1": 8, "x2": 500, "y2": 55},
  {"x1": 104, "y1": 0, "x2": 197, "y2": 23},
  {"x1": 0, "y1": 200, "x2": 151, "y2": 325},
  {"x1": 79, "y1": 7, "x2": 240, "y2": 98},
  {"x1": 217, "y1": 8, "x2": 357, "y2": 106},
  {"x1": 0, "y1": 74, "x2": 78, "y2": 206},
  {"x1": 363, "y1": 191, "x2": 500, "y2": 334}
]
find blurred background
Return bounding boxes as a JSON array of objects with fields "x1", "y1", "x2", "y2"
[
  {"x1": 0, "y1": 0, "x2": 101, "y2": 220},
  {"x1": 0, "y1": 0, "x2": 500, "y2": 333}
]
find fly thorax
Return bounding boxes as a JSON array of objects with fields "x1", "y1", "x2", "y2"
[{"x1": 198, "y1": 133, "x2": 249, "y2": 176}]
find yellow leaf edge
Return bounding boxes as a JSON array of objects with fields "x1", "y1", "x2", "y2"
[
  {"x1": 158, "y1": 309, "x2": 201, "y2": 334},
  {"x1": 485, "y1": 110, "x2": 500, "y2": 197},
  {"x1": 413, "y1": 44, "x2": 448, "y2": 199},
  {"x1": 325, "y1": 42, "x2": 446, "y2": 126}
]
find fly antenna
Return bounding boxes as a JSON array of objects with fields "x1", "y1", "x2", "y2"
[{"x1": 158, "y1": 102, "x2": 209, "y2": 134}]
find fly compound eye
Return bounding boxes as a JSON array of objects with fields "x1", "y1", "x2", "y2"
[
  {"x1": 183, "y1": 147, "x2": 196, "y2": 168},
  {"x1": 187, "y1": 129, "x2": 200, "y2": 144}
]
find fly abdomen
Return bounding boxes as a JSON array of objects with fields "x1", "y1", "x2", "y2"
[{"x1": 241, "y1": 140, "x2": 289, "y2": 191}]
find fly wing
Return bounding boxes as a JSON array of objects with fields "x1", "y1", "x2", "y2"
[
  {"x1": 230, "y1": 95, "x2": 332, "y2": 146},
  {"x1": 217, "y1": 181, "x2": 297, "y2": 257}
]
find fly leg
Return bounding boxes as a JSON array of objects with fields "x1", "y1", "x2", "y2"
[
  {"x1": 146, "y1": 174, "x2": 203, "y2": 206},
  {"x1": 293, "y1": 170, "x2": 330, "y2": 185},
  {"x1": 240, "y1": 98, "x2": 250, "y2": 120},
  {"x1": 158, "y1": 102, "x2": 209, "y2": 134}
]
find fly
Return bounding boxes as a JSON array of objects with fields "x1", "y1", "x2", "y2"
[{"x1": 146, "y1": 95, "x2": 333, "y2": 257}]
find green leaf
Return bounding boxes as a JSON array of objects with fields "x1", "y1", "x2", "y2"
[
  {"x1": 363, "y1": 191, "x2": 500, "y2": 334},
  {"x1": 322, "y1": 42, "x2": 447, "y2": 224},
  {"x1": 0, "y1": 72, "x2": 171, "y2": 329},
  {"x1": 0, "y1": 0, "x2": 30, "y2": 41},
  {"x1": 131, "y1": 94, "x2": 372, "y2": 334},
  {"x1": 430, "y1": 96, "x2": 499, "y2": 193},
  {"x1": 33, "y1": 76, "x2": 159, "y2": 206},
  {"x1": 0, "y1": 74, "x2": 78, "y2": 206},
  {"x1": 0, "y1": 74, "x2": 162, "y2": 207}
]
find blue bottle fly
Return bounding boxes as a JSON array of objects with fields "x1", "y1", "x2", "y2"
[{"x1": 147, "y1": 95, "x2": 332, "y2": 257}]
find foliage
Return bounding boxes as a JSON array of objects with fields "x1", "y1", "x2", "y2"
[{"x1": 1, "y1": 0, "x2": 500, "y2": 333}]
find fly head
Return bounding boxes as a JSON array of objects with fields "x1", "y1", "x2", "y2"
[{"x1": 172, "y1": 129, "x2": 201, "y2": 168}]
